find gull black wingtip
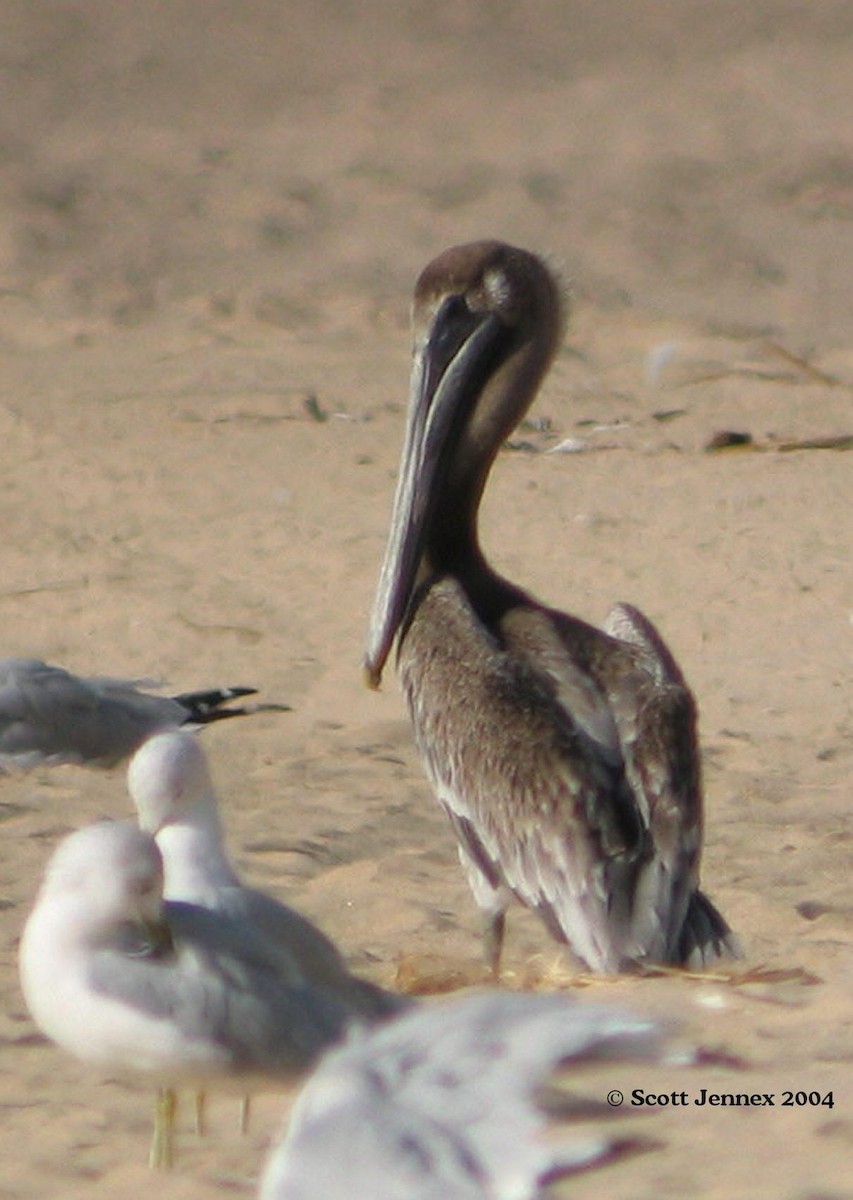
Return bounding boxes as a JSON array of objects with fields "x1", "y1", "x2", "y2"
[{"x1": 175, "y1": 687, "x2": 293, "y2": 724}]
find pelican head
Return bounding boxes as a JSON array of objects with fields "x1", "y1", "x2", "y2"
[{"x1": 365, "y1": 241, "x2": 566, "y2": 688}]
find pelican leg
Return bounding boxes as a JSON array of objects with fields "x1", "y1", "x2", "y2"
[
  {"x1": 483, "y1": 909, "x2": 506, "y2": 978},
  {"x1": 447, "y1": 815, "x2": 512, "y2": 977},
  {"x1": 150, "y1": 1086, "x2": 178, "y2": 1170},
  {"x1": 465, "y1": 869, "x2": 510, "y2": 973}
]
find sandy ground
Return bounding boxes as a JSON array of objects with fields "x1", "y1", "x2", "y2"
[{"x1": 0, "y1": 3, "x2": 851, "y2": 1197}]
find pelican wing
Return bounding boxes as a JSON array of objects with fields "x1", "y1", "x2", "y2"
[
  {"x1": 598, "y1": 604, "x2": 703, "y2": 957},
  {"x1": 403, "y1": 581, "x2": 649, "y2": 971}
]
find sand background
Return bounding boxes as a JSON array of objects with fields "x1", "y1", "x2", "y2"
[{"x1": 0, "y1": 3, "x2": 851, "y2": 1197}]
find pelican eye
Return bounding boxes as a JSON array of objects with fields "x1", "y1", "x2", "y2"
[{"x1": 480, "y1": 266, "x2": 512, "y2": 314}]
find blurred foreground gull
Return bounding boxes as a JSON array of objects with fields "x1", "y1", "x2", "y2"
[
  {"x1": 19, "y1": 821, "x2": 358, "y2": 1168},
  {"x1": 259, "y1": 988, "x2": 665, "y2": 1200},
  {"x1": 128, "y1": 731, "x2": 409, "y2": 1129},
  {"x1": 0, "y1": 656, "x2": 288, "y2": 772}
]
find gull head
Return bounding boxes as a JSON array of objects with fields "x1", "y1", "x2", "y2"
[{"x1": 128, "y1": 731, "x2": 215, "y2": 835}]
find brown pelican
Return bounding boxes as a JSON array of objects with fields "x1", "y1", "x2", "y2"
[{"x1": 365, "y1": 240, "x2": 736, "y2": 976}]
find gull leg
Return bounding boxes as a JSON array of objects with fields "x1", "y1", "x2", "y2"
[
  {"x1": 149, "y1": 1087, "x2": 178, "y2": 1170},
  {"x1": 193, "y1": 1090, "x2": 206, "y2": 1136}
]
